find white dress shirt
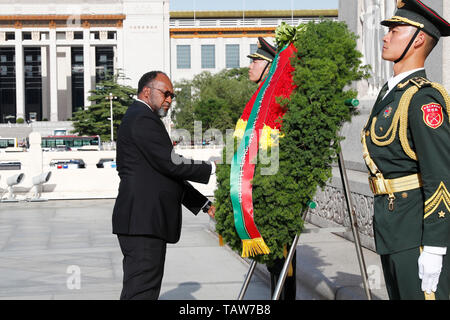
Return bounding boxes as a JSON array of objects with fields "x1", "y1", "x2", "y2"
[
  {"x1": 382, "y1": 67, "x2": 425, "y2": 100},
  {"x1": 135, "y1": 98, "x2": 153, "y2": 111},
  {"x1": 134, "y1": 98, "x2": 216, "y2": 176}
]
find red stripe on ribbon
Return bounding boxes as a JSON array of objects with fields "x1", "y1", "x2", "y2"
[{"x1": 238, "y1": 44, "x2": 297, "y2": 240}]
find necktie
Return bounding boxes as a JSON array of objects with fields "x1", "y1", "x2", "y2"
[
  {"x1": 368, "y1": 83, "x2": 390, "y2": 122},
  {"x1": 377, "y1": 83, "x2": 389, "y2": 102}
]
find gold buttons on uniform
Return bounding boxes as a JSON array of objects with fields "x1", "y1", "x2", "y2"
[
  {"x1": 365, "y1": 131, "x2": 370, "y2": 136},
  {"x1": 402, "y1": 192, "x2": 408, "y2": 199}
]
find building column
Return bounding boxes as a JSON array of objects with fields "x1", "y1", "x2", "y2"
[
  {"x1": 41, "y1": 46, "x2": 50, "y2": 121},
  {"x1": 116, "y1": 24, "x2": 124, "y2": 80},
  {"x1": 83, "y1": 25, "x2": 91, "y2": 109},
  {"x1": 14, "y1": 28, "x2": 25, "y2": 120},
  {"x1": 216, "y1": 37, "x2": 225, "y2": 71},
  {"x1": 162, "y1": 0, "x2": 171, "y2": 75},
  {"x1": 444, "y1": 1, "x2": 450, "y2": 91},
  {"x1": 49, "y1": 26, "x2": 58, "y2": 121}
]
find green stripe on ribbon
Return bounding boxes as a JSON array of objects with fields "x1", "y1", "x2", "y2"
[{"x1": 230, "y1": 53, "x2": 281, "y2": 241}]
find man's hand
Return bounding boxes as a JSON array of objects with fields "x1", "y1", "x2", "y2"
[
  {"x1": 208, "y1": 157, "x2": 222, "y2": 176},
  {"x1": 418, "y1": 250, "x2": 443, "y2": 294},
  {"x1": 207, "y1": 205, "x2": 216, "y2": 219}
]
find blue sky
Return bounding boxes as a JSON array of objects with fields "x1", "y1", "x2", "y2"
[{"x1": 170, "y1": 0, "x2": 339, "y2": 11}]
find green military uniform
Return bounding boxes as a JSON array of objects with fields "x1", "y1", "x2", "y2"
[{"x1": 362, "y1": 0, "x2": 450, "y2": 300}]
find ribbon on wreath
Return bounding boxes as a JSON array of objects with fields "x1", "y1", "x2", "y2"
[{"x1": 230, "y1": 43, "x2": 297, "y2": 257}]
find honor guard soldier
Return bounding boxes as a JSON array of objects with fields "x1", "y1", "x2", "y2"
[
  {"x1": 247, "y1": 37, "x2": 277, "y2": 85},
  {"x1": 249, "y1": 38, "x2": 297, "y2": 300},
  {"x1": 236, "y1": 38, "x2": 296, "y2": 300},
  {"x1": 362, "y1": 0, "x2": 450, "y2": 300}
]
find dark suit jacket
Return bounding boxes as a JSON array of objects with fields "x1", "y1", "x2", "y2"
[{"x1": 112, "y1": 100, "x2": 212, "y2": 243}]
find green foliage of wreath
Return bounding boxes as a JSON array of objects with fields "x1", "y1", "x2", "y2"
[{"x1": 214, "y1": 20, "x2": 370, "y2": 267}]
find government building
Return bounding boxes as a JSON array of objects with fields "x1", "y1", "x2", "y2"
[
  {"x1": 169, "y1": 9, "x2": 337, "y2": 83},
  {"x1": 0, "y1": 0, "x2": 336, "y2": 124},
  {"x1": 0, "y1": 0, "x2": 170, "y2": 123}
]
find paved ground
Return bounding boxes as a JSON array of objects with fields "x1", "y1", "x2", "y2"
[
  {"x1": 293, "y1": 226, "x2": 388, "y2": 300},
  {"x1": 0, "y1": 199, "x2": 269, "y2": 300},
  {"x1": 0, "y1": 199, "x2": 391, "y2": 300}
]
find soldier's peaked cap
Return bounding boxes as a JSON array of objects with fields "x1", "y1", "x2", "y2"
[
  {"x1": 247, "y1": 37, "x2": 277, "y2": 62},
  {"x1": 381, "y1": 0, "x2": 450, "y2": 39}
]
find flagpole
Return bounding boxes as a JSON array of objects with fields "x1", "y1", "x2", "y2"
[
  {"x1": 336, "y1": 144, "x2": 372, "y2": 300},
  {"x1": 193, "y1": 0, "x2": 196, "y2": 21},
  {"x1": 237, "y1": 259, "x2": 257, "y2": 300},
  {"x1": 243, "y1": 0, "x2": 245, "y2": 26},
  {"x1": 291, "y1": 0, "x2": 294, "y2": 25}
]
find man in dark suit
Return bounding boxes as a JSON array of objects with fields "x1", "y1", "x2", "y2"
[{"x1": 112, "y1": 71, "x2": 216, "y2": 300}]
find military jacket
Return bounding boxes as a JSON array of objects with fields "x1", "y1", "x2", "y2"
[{"x1": 363, "y1": 70, "x2": 449, "y2": 255}]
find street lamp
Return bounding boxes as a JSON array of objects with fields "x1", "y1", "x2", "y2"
[{"x1": 107, "y1": 92, "x2": 116, "y2": 142}]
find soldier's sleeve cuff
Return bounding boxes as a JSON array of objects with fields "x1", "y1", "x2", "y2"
[{"x1": 423, "y1": 246, "x2": 447, "y2": 255}]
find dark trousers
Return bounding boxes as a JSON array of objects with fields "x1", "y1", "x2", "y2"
[
  {"x1": 117, "y1": 234, "x2": 167, "y2": 300},
  {"x1": 380, "y1": 246, "x2": 450, "y2": 300},
  {"x1": 267, "y1": 250, "x2": 297, "y2": 300}
]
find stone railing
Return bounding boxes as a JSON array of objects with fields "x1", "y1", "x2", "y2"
[
  {"x1": 0, "y1": 132, "x2": 222, "y2": 200},
  {"x1": 307, "y1": 100, "x2": 376, "y2": 251}
]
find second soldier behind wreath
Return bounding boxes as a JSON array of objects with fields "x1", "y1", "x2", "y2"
[
  {"x1": 247, "y1": 37, "x2": 297, "y2": 300},
  {"x1": 362, "y1": 0, "x2": 449, "y2": 300}
]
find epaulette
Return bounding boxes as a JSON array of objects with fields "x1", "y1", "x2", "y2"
[
  {"x1": 397, "y1": 76, "x2": 432, "y2": 89},
  {"x1": 397, "y1": 77, "x2": 449, "y2": 117}
]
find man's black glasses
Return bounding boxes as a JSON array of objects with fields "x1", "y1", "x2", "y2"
[{"x1": 147, "y1": 86, "x2": 176, "y2": 100}]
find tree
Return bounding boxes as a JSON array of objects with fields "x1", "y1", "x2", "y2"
[
  {"x1": 172, "y1": 68, "x2": 257, "y2": 137},
  {"x1": 214, "y1": 20, "x2": 370, "y2": 266},
  {"x1": 71, "y1": 73, "x2": 136, "y2": 141}
]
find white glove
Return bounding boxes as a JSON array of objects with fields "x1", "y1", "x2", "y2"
[{"x1": 418, "y1": 248, "x2": 445, "y2": 294}]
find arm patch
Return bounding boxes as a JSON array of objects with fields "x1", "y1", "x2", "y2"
[{"x1": 422, "y1": 103, "x2": 444, "y2": 129}]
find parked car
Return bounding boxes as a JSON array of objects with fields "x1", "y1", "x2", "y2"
[
  {"x1": 96, "y1": 158, "x2": 116, "y2": 168},
  {"x1": 50, "y1": 159, "x2": 86, "y2": 169},
  {"x1": 0, "y1": 161, "x2": 21, "y2": 170}
]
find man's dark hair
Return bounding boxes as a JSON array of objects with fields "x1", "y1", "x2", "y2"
[
  {"x1": 137, "y1": 71, "x2": 167, "y2": 95},
  {"x1": 424, "y1": 32, "x2": 438, "y2": 57}
]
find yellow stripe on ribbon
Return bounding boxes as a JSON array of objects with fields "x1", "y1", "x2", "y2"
[
  {"x1": 260, "y1": 125, "x2": 281, "y2": 150},
  {"x1": 233, "y1": 119, "x2": 248, "y2": 140}
]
